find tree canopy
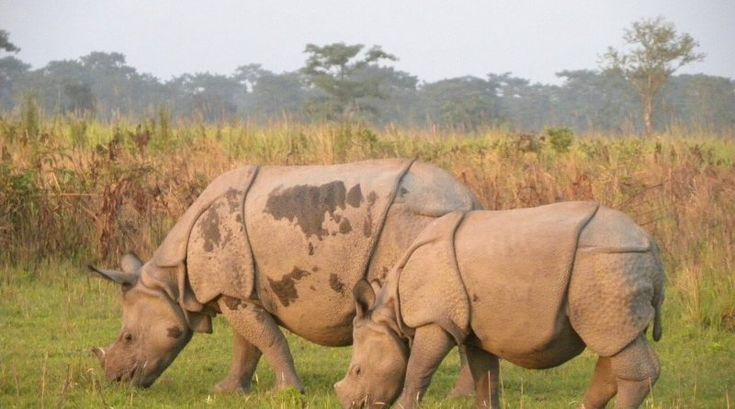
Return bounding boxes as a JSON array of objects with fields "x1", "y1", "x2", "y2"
[
  {"x1": 0, "y1": 33, "x2": 732, "y2": 133},
  {"x1": 0, "y1": 30, "x2": 20, "y2": 54},
  {"x1": 602, "y1": 17, "x2": 705, "y2": 135},
  {"x1": 302, "y1": 43, "x2": 397, "y2": 120}
]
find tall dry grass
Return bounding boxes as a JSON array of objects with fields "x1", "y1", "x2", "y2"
[{"x1": 1, "y1": 117, "x2": 734, "y2": 331}]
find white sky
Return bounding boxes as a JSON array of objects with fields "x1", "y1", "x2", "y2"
[{"x1": 1, "y1": 0, "x2": 733, "y2": 84}]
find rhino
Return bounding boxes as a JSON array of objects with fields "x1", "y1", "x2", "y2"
[
  {"x1": 335, "y1": 202, "x2": 665, "y2": 409},
  {"x1": 87, "y1": 159, "x2": 482, "y2": 394}
]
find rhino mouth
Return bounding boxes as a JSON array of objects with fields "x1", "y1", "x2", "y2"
[
  {"x1": 112, "y1": 364, "x2": 141, "y2": 383},
  {"x1": 343, "y1": 395, "x2": 389, "y2": 409}
]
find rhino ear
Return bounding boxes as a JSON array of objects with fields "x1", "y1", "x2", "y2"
[
  {"x1": 353, "y1": 279, "x2": 376, "y2": 318},
  {"x1": 120, "y1": 252, "x2": 143, "y2": 275},
  {"x1": 88, "y1": 265, "x2": 137, "y2": 287}
]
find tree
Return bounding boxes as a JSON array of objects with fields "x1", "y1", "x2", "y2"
[
  {"x1": 302, "y1": 43, "x2": 396, "y2": 121},
  {"x1": 247, "y1": 71, "x2": 311, "y2": 121},
  {"x1": 168, "y1": 73, "x2": 243, "y2": 122},
  {"x1": 418, "y1": 76, "x2": 500, "y2": 130},
  {"x1": 602, "y1": 17, "x2": 704, "y2": 135},
  {"x1": 555, "y1": 70, "x2": 638, "y2": 132},
  {"x1": 0, "y1": 30, "x2": 20, "y2": 54},
  {"x1": 659, "y1": 74, "x2": 735, "y2": 131},
  {"x1": 0, "y1": 57, "x2": 30, "y2": 111}
]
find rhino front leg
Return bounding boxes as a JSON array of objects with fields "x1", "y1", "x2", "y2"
[
  {"x1": 218, "y1": 297, "x2": 305, "y2": 393},
  {"x1": 466, "y1": 344, "x2": 500, "y2": 409},
  {"x1": 580, "y1": 356, "x2": 616, "y2": 409},
  {"x1": 397, "y1": 324, "x2": 455, "y2": 409},
  {"x1": 213, "y1": 330, "x2": 262, "y2": 394}
]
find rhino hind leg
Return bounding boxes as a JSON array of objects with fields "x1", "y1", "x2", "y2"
[
  {"x1": 217, "y1": 297, "x2": 305, "y2": 393},
  {"x1": 465, "y1": 343, "x2": 500, "y2": 409},
  {"x1": 609, "y1": 335, "x2": 660, "y2": 409},
  {"x1": 213, "y1": 331, "x2": 262, "y2": 394},
  {"x1": 581, "y1": 335, "x2": 660, "y2": 409}
]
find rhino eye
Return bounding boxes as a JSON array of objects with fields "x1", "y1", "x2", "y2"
[
  {"x1": 124, "y1": 333, "x2": 134, "y2": 343},
  {"x1": 352, "y1": 365, "x2": 361, "y2": 376}
]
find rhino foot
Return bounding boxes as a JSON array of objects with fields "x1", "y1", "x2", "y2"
[{"x1": 213, "y1": 377, "x2": 253, "y2": 394}]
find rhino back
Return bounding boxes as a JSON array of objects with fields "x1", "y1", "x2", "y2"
[{"x1": 244, "y1": 159, "x2": 413, "y2": 346}]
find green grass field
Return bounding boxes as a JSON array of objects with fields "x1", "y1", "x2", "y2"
[
  {"x1": 1, "y1": 262, "x2": 733, "y2": 409},
  {"x1": 1, "y1": 120, "x2": 735, "y2": 407}
]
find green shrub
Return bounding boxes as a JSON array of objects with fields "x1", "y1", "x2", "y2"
[{"x1": 545, "y1": 127, "x2": 574, "y2": 153}]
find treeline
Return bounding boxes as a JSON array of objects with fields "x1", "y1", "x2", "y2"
[{"x1": 1, "y1": 50, "x2": 734, "y2": 133}]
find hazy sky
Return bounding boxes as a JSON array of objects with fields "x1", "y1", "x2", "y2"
[{"x1": 1, "y1": 0, "x2": 733, "y2": 84}]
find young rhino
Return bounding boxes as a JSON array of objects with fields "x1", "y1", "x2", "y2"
[{"x1": 335, "y1": 202, "x2": 665, "y2": 409}]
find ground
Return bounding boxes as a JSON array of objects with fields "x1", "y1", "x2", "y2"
[{"x1": 1, "y1": 262, "x2": 733, "y2": 409}]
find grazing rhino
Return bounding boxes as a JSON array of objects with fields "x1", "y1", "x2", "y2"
[
  {"x1": 88, "y1": 159, "x2": 481, "y2": 393},
  {"x1": 335, "y1": 201, "x2": 665, "y2": 409}
]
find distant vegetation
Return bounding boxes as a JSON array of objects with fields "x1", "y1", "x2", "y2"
[{"x1": 1, "y1": 18, "x2": 733, "y2": 133}]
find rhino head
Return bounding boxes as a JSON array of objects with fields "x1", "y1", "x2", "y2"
[
  {"x1": 89, "y1": 253, "x2": 193, "y2": 388},
  {"x1": 334, "y1": 280, "x2": 409, "y2": 408}
]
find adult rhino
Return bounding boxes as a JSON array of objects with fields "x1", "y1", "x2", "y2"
[{"x1": 88, "y1": 159, "x2": 481, "y2": 394}]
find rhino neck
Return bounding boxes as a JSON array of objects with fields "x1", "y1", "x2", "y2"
[{"x1": 370, "y1": 271, "x2": 415, "y2": 343}]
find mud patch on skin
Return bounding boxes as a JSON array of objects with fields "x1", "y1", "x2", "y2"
[
  {"x1": 225, "y1": 188, "x2": 242, "y2": 211},
  {"x1": 362, "y1": 190, "x2": 378, "y2": 238},
  {"x1": 265, "y1": 181, "x2": 350, "y2": 239},
  {"x1": 472, "y1": 294, "x2": 480, "y2": 302},
  {"x1": 268, "y1": 267, "x2": 311, "y2": 307},
  {"x1": 201, "y1": 202, "x2": 222, "y2": 252},
  {"x1": 329, "y1": 274, "x2": 346, "y2": 294},
  {"x1": 367, "y1": 191, "x2": 378, "y2": 205},
  {"x1": 363, "y1": 213, "x2": 372, "y2": 237},
  {"x1": 339, "y1": 218, "x2": 352, "y2": 234},
  {"x1": 346, "y1": 184, "x2": 364, "y2": 207},
  {"x1": 254, "y1": 309, "x2": 267, "y2": 323},
  {"x1": 222, "y1": 295, "x2": 245, "y2": 310},
  {"x1": 167, "y1": 326, "x2": 183, "y2": 339}
]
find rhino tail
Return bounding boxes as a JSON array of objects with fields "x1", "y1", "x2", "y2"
[{"x1": 651, "y1": 241, "x2": 665, "y2": 342}]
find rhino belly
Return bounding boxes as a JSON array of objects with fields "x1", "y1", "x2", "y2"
[{"x1": 473, "y1": 315, "x2": 585, "y2": 369}]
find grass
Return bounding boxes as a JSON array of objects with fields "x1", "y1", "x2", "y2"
[
  {"x1": 1, "y1": 262, "x2": 734, "y2": 408},
  {"x1": 1, "y1": 117, "x2": 735, "y2": 407}
]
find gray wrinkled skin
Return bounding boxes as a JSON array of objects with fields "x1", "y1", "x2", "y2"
[
  {"x1": 336, "y1": 202, "x2": 665, "y2": 409},
  {"x1": 88, "y1": 159, "x2": 480, "y2": 394}
]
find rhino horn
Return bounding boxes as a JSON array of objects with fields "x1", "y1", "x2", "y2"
[{"x1": 91, "y1": 347, "x2": 106, "y2": 366}]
